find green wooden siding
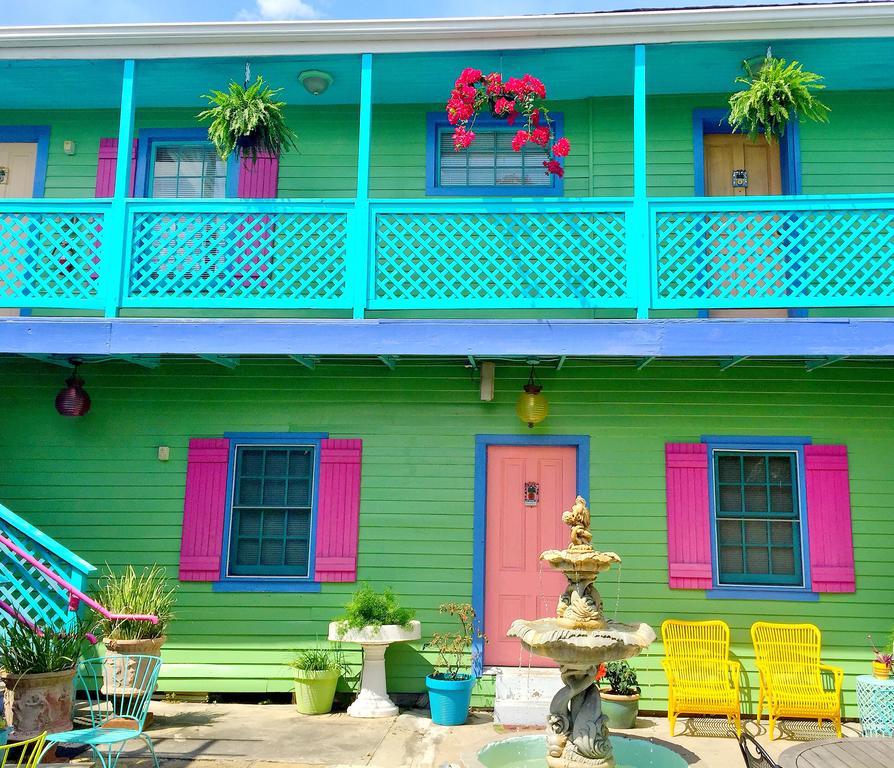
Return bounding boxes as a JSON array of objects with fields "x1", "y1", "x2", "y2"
[
  {"x1": 0, "y1": 357, "x2": 892, "y2": 714},
  {"x1": 9, "y1": 90, "x2": 893, "y2": 200}
]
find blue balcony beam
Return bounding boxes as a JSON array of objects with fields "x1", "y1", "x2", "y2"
[
  {"x1": 103, "y1": 59, "x2": 136, "y2": 320},
  {"x1": 351, "y1": 53, "x2": 373, "y2": 321},
  {"x1": 632, "y1": 44, "x2": 649, "y2": 321}
]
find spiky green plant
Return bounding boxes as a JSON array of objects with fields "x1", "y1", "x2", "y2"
[
  {"x1": 288, "y1": 647, "x2": 343, "y2": 673},
  {"x1": 728, "y1": 55, "x2": 830, "y2": 142},
  {"x1": 198, "y1": 76, "x2": 299, "y2": 162},
  {"x1": 94, "y1": 564, "x2": 176, "y2": 641},
  {"x1": 0, "y1": 621, "x2": 87, "y2": 676}
]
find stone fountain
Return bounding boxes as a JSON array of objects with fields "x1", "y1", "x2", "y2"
[{"x1": 507, "y1": 497, "x2": 655, "y2": 768}]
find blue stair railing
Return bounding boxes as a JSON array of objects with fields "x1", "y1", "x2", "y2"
[{"x1": 0, "y1": 503, "x2": 157, "y2": 639}]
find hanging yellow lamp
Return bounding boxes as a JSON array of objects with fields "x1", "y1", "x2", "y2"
[{"x1": 516, "y1": 366, "x2": 548, "y2": 428}]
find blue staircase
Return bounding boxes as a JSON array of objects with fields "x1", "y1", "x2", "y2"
[{"x1": 0, "y1": 502, "x2": 96, "y2": 635}]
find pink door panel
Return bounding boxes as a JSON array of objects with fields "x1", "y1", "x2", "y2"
[{"x1": 484, "y1": 445, "x2": 577, "y2": 667}]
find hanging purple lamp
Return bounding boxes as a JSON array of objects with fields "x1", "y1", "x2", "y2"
[{"x1": 55, "y1": 359, "x2": 91, "y2": 417}]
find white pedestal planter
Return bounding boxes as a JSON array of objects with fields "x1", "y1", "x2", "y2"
[{"x1": 329, "y1": 620, "x2": 421, "y2": 718}]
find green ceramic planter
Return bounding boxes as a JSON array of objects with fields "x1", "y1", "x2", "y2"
[
  {"x1": 293, "y1": 669, "x2": 340, "y2": 715},
  {"x1": 600, "y1": 690, "x2": 639, "y2": 729}
]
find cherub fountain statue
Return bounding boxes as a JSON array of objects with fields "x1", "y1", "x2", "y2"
[{"x1": 507, "y1": 497, "x2": 655, "y2": 768}]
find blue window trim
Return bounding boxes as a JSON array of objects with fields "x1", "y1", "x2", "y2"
[
  {"x1": 471, "y1": 434, "x2": 589, "y2": 675},
  {"x1": 702, "y1": 436, "x2": 817, "y2": 602},
  {"x1": 212, "y1": 431, "x2": 328, "y2": 594},
  {"x1": 134, "y1": 128, "x2": 239, "y2": 198},
  {"x1": 0, "y1": 126, "x2": 50, "y2": 198},
  {"x1": 425, "y1": 112, "x2": 565, "y2": 197},
  {"x1": 693, "y1": 109, "x2": 801, "y2": 197}
]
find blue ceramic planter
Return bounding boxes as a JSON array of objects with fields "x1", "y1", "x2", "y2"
[
  {"x1": 0, "y1": 728, "x2": 10, "y2": 747},
  {"x1": 426, "y1": 674, "x2": 476, "y2": 726}
]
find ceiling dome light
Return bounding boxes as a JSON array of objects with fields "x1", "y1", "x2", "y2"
[
  {"x1": 298, "y1": 70, "x2": 333, "y2": 96},
  {"x1": 55, "y1": 359, "x2": 91, "y2": 417},
  {"x1": 515, "y1": 366, "x2": 548, "y2": 429}
]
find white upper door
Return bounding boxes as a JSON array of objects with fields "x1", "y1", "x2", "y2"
[{"x1": 0, "y1": 142, "x2": 38, "y2": 199}]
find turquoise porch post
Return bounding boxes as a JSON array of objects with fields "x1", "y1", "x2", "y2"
[
  {"x1": 632, "y1": 44, "x2": 649, "y2": 319},
  {"x1": 352, "y1": 53, "x2": 373, "y2": 319},
  {"x1": 103, "y1": 59, "x2": 137, "y2": 318}
]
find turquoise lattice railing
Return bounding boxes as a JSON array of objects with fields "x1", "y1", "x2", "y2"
[
  {"x1": 0, "y1": 502, "x2": 96, "y2": 634},
  {"x1": 651, "y1": 196, "x2": 894, "y2": 309},
  {"x1": 0, "y1": 201, "x2": 109, "y2": 309},
  {"x1": 369, "y1": 200, "x2": 635, "y2": 309},
  {"x1": 123, "y1": 201, "x2": 354, "y2": 309}
]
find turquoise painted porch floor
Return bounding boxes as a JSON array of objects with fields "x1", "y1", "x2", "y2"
[{"x1": 64, "y1": 702, "x2": 861, "y2": 768}]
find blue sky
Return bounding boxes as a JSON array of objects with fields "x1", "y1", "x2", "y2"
[{"x1": 0, "y1": 0, "x2": 858, "y2": 27}]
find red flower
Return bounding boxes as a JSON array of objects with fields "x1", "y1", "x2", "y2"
[
  {"x1": 493, "y1": 97, "x2": 514, "y2": 117},
  {"x1": 595, "y1": 663, "x2": 607, "y2": 682},
  {"x1": 485, "y1": 72, "x2": 504, "y2": 95},
  {"x1": 523, "y1": 74, "x2": 546, "y2": 99},
  {"x1": 543, "y1": 159, "x2": 564, "y2": 177},
  {"x1": 455, "y1": 68, "x2": 483, "y2": 87},
  {"x1": 531, "y1": 109, "x2": 540, "y2": 127},
  {"x1": 531, "y1": 126, "x2": 551, "y2": 146},
  {"x1": 453, "y1": 125, "x2": 475, "y2": 151},
  {"x1": 506, "y1": 107, "x2": 518, "y2": 126},
  {"x1": 511, "y1": 130, "x2": 530, "y2": 152},
  {"x1": 552, "y1": 137, "x2": 571, "y2": 157}
]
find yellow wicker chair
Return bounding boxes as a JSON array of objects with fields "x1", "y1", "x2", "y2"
[
  {"x1": 751, "y1": 622, "x2": 843, "y2": 739},
  {"x1": 0, "y1": 732, "x2": 47, "y2": 768},
  {"x1": 661, "y1": 619, "x2": 742, "y2": 736}
]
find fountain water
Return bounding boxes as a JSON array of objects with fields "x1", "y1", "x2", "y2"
[{"x1": 501, "y1": 496, "x2": 658, "y2": 768}]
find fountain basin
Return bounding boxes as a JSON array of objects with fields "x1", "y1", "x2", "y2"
[
  {"x1": 475, "y1": 735, "x2": 687, "y2": 768},
  {"x1": 507, "y1": 619, "x2": 656, "y2": 666}
]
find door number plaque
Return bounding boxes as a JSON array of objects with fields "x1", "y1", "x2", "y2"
[
  {"x1": 732, "y1": 169, "x2": 748, "y2": 188},
  {"x1": 0, "y1": 167, "x2": 8, "y2": 185},
  {"x1": 524, "y1": 481, "x2": 540, "y2": 507}
]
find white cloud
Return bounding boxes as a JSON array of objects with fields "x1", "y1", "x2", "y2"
[{"x1": 236, "y1": 0, "x2": 322, "y2": 20}]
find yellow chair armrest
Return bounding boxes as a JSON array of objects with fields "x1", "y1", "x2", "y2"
[{"x1": 819, "y1": 663, "x2": 845, "y2": 691}]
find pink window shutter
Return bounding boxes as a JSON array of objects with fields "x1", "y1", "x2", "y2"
[
  {"x1": 179, "y1": 438, "x2": 230, "y2": 582},
  {"x1": 665, "y1": 443, "x2": 714, "y2": 590},
  {"x1": 804, "y1": 445, "x2": 855, "y2": 593},
  {"x1": 314, "y1": 439, "x2": 362, "y2": 582},
  {"x1": 237, "y1": 153, "x2": 279, "y2": 198},
  {"x1": 95, "y1": 138, "x2": 137, "y2": 197}
]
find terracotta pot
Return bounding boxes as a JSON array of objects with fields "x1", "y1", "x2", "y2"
[
  {"x1": 872, "y1": 661, "x2": 891, "y2": 680},
  {"x1": 0, "y1": 668, "x2": 76, "y2": 741},
  {"x1": 600, "y1": 688, "x2": 640, "y2": 729},
  {"x1": 102, "y1": 636, "x2": 166, "y2": 696}
]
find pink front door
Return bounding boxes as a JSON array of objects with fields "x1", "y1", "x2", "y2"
[{"x1": 484, "y1": 444, "x2": 578, "y2": 666}]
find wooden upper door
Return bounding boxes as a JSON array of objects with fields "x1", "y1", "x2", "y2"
[
  {"x1": 704, "y1": 134, "x2": 781, "y2": 197},
  {"x1": 0, "y1": 143, "x2": 38, "y2": 199},
  {"x1": 484, "y1": 444, "x2": 577, "y2": 667},
  {"x1": 703, "y1": 134, "x2": 787, "y2": 317}
]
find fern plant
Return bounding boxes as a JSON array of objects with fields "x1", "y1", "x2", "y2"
[
  {"x1": 337, "y1": 583, "x2": 415, "y2": 633},
  {"x1": 198, "y1": 76, "x2": 298, "y2": 162},
  {"x1": 728, "y1": 55, "x2": 830, "y2": 142}
]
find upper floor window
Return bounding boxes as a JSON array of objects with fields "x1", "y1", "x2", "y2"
[
  {"x1": 712, "y1": 450, "x2": 803, "y2": 588},
  {"x1": 425, "y1": 113, "x2": 563, "y2": 196},
  {"x1": 150, "y1": 142, "x2": 227, "y2": 199},
  {"x1": 228, "y1": 444, "x2": 315, "y2": 578}
]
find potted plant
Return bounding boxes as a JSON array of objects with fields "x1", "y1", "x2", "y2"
[
  {"x1": 95, "y1": 564, "x2": 175, "y2": 695},
  {"x1": 198, "y1": 76, "x2": 299, "y2": 162},
  {"x1": 446, "y1": 68, "x2": 571, "y2": 178},
  {"x1": 288, "y1": 648, "x2": 342, "y2": 715},
  {"x1": 424, "y1": 602, "x2": 485, "y2": 727},
  {"x1": 328, "y1": 584, "x2": 420, "y2": 718},
  {"x1": 0, "y1": 621, "x2": 87, "y2": 741},
  {"x1": 728, "y1": 52, "x2": 830, "y2": 142},
  {"x1": 869, "y1": 635, "x2": 892, "y2": 680},
  {"x1": 598, "y1": 661, "x2": 641, "y2": 729}
]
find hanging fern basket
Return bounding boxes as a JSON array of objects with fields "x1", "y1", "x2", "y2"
[
  {"x1": 198, "y1": 76, "x2": 299, "y2": 162},
  {"x1": 727, "y1": 54, "x2": 830, "y2": 143}
]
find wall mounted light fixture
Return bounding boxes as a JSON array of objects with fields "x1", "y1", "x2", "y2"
[{"x1": 298, "y1": 70, "x2": 333, "y2": 96}]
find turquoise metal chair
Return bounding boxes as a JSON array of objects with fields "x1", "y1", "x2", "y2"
[{"x1": 39, "y1": 655, "x2": 161, "y2": 768}]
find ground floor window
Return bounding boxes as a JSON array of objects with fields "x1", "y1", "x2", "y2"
[
  {"x1": 712, "y1": 450, "x2": 803, "y2": 588},
  {"x1": 228, "y1": 444, "x2": 316, "y2": 578}
]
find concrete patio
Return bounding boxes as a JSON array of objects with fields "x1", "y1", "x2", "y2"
[{"x1": 64, "y1": 701, "x2": 862, "y2": 768}]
